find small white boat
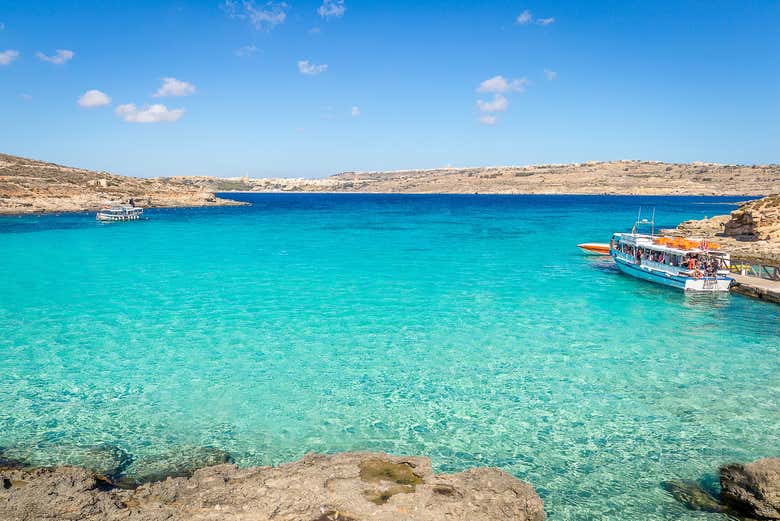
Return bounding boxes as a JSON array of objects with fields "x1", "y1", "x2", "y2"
[
  {"x1": 610, "y1": 213, "x2": 732, "y2": 292},
  {"x1": 96, "y1": 205, "x2": 144, "y2": 222}
]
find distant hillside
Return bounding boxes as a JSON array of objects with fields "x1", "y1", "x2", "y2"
[
  {"x1": 0, "y1": 154, "x2": 239, "y2": 214},
  {"x1": 3, "y1": 154, "x2": 780, "y2": 215},
  {"x1": 226, "y1": 160, "x2": 780, "y2": 196}
]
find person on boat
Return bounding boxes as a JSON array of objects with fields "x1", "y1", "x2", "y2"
[{"x1": 129, "y1": 197, "x2": 135, "y2": 207}]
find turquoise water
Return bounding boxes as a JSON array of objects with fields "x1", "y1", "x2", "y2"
[{"x1": 1, "y1": 194, "x2": 778, "y2": 520}]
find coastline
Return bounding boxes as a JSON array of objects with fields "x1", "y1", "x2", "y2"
[
  {"x1": 1, "y1": 451, "x2": 547, "y2": 521},
  {"x1": 3, "y1": 153, "x2": 778, "y2": 216},
  {"x1": 3, "y1": 448, "x2": 777, "y2": 520}
]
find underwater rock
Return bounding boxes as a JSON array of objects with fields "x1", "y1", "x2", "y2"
[
  {"x1": 117, "y1": 445, "x2": 233, "y2": 486},
  {"x1": 720, "y1": 458, "x2": 780, "y2": 520},
  {"x1": 0, "y1": 443, "x2": 131, "y2": 480},
  {"x1": 661, "y1": 479, "x2": 724, "y2": 513},
  {"x1": 0, "y1": 451, "x2": 546, "y2": 521}
]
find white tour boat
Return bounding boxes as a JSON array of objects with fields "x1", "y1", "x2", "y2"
[
  {"x1": 610, "y1": 214, "x2": 733, "y2": 292},
  {"x1": 96, "y1": 205, "x2": 144, "y2": 222}
]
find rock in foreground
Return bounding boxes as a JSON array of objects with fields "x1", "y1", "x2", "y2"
[
  {"x1": 721, "y1": 457, "x2": 780, "y2": 520},
  {"x1": 0, "y1": 451, "x2": 546, "y2": 521}
]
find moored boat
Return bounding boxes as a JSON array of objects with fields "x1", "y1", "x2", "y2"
[
  {"x1": 610, "y1": 215, "x2": 732, "y2": 292},
  {"x1": 96, "y1": 205, "x2": 144, "y2": 222},
  {"x1": 577, "y1": 243, "x2": 611, "y2": 255}
]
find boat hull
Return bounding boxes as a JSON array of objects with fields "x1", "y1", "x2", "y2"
[
  {"x1": 613, "y1": 256, "x2": 732, "y2": 292},
  {"x1": 578, "y1": 243, "x2": 611, "y2": 255}
]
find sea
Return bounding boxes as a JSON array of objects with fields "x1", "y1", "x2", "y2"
[{"x1": 1, "y1": 194, "x2": 778, "y2": 520}]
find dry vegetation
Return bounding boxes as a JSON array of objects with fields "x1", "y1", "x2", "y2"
[
  {"x1": 2, "y1": 153, "x2": 780, "y2": 215},
  {"x1": 0, "y1": 153, "x2": 239, "y2": 214}
]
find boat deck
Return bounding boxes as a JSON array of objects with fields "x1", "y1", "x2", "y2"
[{"x1": 730, "y1": 274, "x2": 780, "y2": 305}]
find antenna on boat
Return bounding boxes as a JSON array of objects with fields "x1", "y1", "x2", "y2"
[
  {"x1": 651, "y1": 207, "x2": 656, "y2": 236},
  {"x1": 632, "y1": 207, "x2": 642, "y2": 234}
]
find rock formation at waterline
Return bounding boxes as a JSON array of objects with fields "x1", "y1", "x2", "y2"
[
  {"x1": 0, "y1": 451, "x2": 546, "y2": 521},
  {"x1": 669, "y1": 194, "x2": 780, "y2": 264},
  {"x1": 720, "y1": 458, "x2": 780, "y2": 520},
  {"x1": 664, "y1": 457, "x2": 780, "y2": 520},
  {"x1": 0, "y1": 153, "x2": 241, "y2": 214}
]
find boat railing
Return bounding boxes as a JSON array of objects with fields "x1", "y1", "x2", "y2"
[{"x1": 641, "y1": 259, "x2": 679, "y2": 273}]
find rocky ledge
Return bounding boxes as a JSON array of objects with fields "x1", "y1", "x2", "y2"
[
  {"x1": 664, "y1": 457, "x2": 780, "y2": 520},
  {"x1": 666, "y1": 194, "x2": 780, "y2": 264},
  {"x1": 0, "y1": 451, "x2": 546, "y2": 521}
]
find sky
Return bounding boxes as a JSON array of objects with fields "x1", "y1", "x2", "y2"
[{"x1": 0, "y1": 0, "x2": 778, "y2": 178}]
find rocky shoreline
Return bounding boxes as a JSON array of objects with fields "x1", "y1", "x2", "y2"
[
  {"x1": 3, "y1": 153, "x2": 780, "y2": 216},
  {"x1": 2, "y1": 446, "x2": 779, "y2": 520},
  {"x1": 664, "y1": 194, "x2": 780, "y2": 264},
  {"x1": 0, "y1": 153, "x2": 242, "y2": 215},
  {"x1": 0, "y1": 451, "x2": 546, "y2": 521}
]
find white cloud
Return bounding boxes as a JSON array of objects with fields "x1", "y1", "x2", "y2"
[
  {"x1": 537, "y1": 17, "x2": 555, "y2": 26},
  {"x1": 477, "y1": 75, "x2": 529, "y2": 94},
  {"x1": 479, "y1": 114, "x2": 497, "y2": 126},
  {"x1": 115, "y1": 103, "x2": 185, "y2": 123},
  {"x1": 298, "y1": 59, "x2": 328, "y2": 75},
  {"x1": 318, "y1": 0, "x2": 346, "y2": 18},
  {"x1": 351, "y1": 106, "x2": 360, "y2": 117},
  {"x1": 19, "y1": 93, "x2": 32, "y2": 101},
  {"x1": 153, "y1": 77, "x2": 196, "y2": 97},
  {"x1": 0, "y1": 50, "x2": 20, "y2": 65},
  {"x1": 235, "y1": 44, "x2": 259, "y2": 57},
  {"x1": 78, "y1": 89, "x2": 111, "y2": 108},
  {"x1": 544, "y1": 68, "x2": 557, "y2": 80},
  {"x1": 476, "y1": 94, "x2": 508, "y2": 113},
  {"x1": 516, "y1": 10, "x2": 532, "y2": 24},
  {"x1": 36, "y1": 49, "x2": 75, "y2": 64},
  {"x1": 222, "y1": 0, "x2": 289, "y2": 30}
]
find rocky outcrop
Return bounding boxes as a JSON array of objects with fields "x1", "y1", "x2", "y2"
[
  {"x1": 0, "y1": 451, "x2": 546, "y2": 521},
  {"x1": 723, "y1": 195, "x2": 780, "y2": 241},
  {"x1": 667, "y1": 195, "x2": 780, "y2": 264},
  {"x1": 664, "y1": 458, "x2": 780, "y2": 520},
  {"x1": 0, "y1": 153, "x2": 243, "y2": 214},
  {"x1": 721, "y1": 458, "x2": 780, "y2": 519}
]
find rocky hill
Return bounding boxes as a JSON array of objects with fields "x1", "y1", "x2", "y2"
[
  {"x1": 3, "y1": 153, "x2": 780, "y2": 215},
  {"x1": 233, "y1": 160, "x2": 780, "y2": 195},
  {"x1": 0, "y1": 154, "x2": 240, "y2": 214}
]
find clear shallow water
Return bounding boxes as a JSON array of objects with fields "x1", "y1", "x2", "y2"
[{"x1": 1, "y1": 194, "x2": 778, "y2": 520}]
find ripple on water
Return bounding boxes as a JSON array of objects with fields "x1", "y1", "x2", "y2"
[{"x1": 0, "y1": 194, "x2": 778, "y2": 521}]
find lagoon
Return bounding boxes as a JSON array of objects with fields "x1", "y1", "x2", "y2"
[{"x1": 1, "y1": 194, "x2": 778, "y2": 520}]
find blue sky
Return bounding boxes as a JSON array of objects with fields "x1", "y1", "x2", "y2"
[{"x1": 1, "y1": 1, "x2": 778, "y2": 178}]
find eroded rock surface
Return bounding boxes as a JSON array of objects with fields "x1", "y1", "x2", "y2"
[
  {"x1": 666, "y1": 195, "x2": 780, "y2": 264},
  {"x1": 721, "y1": 458, "x2": 780, "y2": 520},
  {"x1": 664, "y1": 458, "x2": 780, "y2": 520},
  {"x1": 0, "y1": 451, "x2": 546, "y2": 521}
]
